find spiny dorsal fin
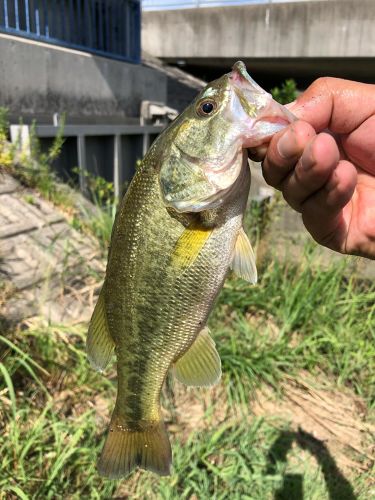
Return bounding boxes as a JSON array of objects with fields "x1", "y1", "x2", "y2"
[
  {"x1": 87, "y1": 292, "x2": 115, "y2": 372},
  {"x1": 173, "y1": 327, "x2": 221, "y2": 387},
  {"x1": 230, "y1": 227, "x2": 257, "y2": 284}
]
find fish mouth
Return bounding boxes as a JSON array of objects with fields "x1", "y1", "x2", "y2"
[
  {"x1": 230, "y1": 61, "x2": 265, "y2": 92},
  {"x1": 228, "y1": 61, "x2": 296, "y2": 147}
]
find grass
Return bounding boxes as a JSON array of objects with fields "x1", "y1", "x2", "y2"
[
  {"x1": 133, "y1": 418, "x2": 370, "y2": 500},
  {"x1": 1, "y1": 146, "x2": 374, "y2": 499},
  {"x1": 1, "y1": 244, "x2": 374, "y2": 498},
  {"x1": 215, "y1": 247, "x2": 375, "y2": 407},
  {"x1": 0, "y1": 322, "x2": 115, "y2": 498},
  {"x1": 71, "y1": 193, "x2": 117, "y2": 253},
  {"x1": 1, "y1": 128, "x2": 374, "y2": 496}
]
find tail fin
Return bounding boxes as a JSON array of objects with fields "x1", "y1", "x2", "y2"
[{"x1": 98, "y1": 413, "x2": 172, "y2": 478}]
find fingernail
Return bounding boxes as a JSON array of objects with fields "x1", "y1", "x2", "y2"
[{"x1": 277, "y1": 129, "x2": 296, "y2": 159}]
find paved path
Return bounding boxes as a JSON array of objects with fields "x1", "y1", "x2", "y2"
[{"x1": 0, "y1": 172, "x2": 104, "y2": 324}]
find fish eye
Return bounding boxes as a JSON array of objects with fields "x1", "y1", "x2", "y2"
[{"x1": 197, "y1": 100, "x2": 216, "y2": 117}]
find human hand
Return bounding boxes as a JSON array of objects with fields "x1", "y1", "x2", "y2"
[{"x1": 249, "y1": 77, "x2": 375, "y2": 259}]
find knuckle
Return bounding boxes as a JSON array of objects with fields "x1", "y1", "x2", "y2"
[
  {"x1": 292, "y1": 120, "x2": 316, "y2": 142},
  {"x1": 306, "y1": 76, "x2": 338, "y2": 102},
  {"x1": 311, "y1": 76, "x2": 333, "y2": 92}
]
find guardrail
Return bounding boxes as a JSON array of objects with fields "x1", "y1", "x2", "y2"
[
  {"x1": 10, "y1": 123, "x2": 163, "y2": 197},
  {"x1": 0, "y1": 0, "x2": 141, "y2": 63}
]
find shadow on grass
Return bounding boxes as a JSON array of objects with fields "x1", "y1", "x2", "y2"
[{"x1": 266, "y1": 428, "x2": 356, "y2": 500}]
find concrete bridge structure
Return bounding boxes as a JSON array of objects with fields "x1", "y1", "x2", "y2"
[{"x1": 142, "y1": 0, "x2": 375, "y2": 84}]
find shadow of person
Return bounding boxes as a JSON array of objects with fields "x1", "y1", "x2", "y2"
[{"x1": 266, "y1": 428, "x2": 357, "y2": 500}]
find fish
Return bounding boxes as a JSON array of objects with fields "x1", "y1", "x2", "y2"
[{"x1": 87, "y1": 61, "x2": 294, "y2": 479}]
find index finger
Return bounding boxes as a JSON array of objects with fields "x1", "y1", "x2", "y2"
[{"x1": 289, "y1": 77, "x2": 375, "y2": 134}]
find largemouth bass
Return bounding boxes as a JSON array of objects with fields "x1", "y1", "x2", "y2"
[{"x1": 87, "y1": 62, "x2": 294, "y2": 478}]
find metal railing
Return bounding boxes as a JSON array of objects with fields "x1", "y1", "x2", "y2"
[
  {"x1": 0, "y1": 0, "x2": 141, "y2": 63},
  {"x1": 10, "y1": 122, "x2": 164, "y2": 197},
  {"x1": 142, "y1": 0, "x2": 318, "y2": 10}
]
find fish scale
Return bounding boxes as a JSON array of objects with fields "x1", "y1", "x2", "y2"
[
  {"x1": 87, "y1": 61, "x2": 294, "y2": 478},
  {"x1": 100, "y1": 162, "x2": 248, "y2": 472}
]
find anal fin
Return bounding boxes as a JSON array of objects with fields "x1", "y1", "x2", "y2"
[
  {"x1": 173, "y1": 327, "x2": 221, "y2": 387},
  {"x1": 230, "y1": 227, "x2": 257, "y2": 284},
  {"x1": 87, "y1": 291, "x2": 115, "y2": 372}
]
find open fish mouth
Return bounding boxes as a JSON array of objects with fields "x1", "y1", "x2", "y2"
[
  {"x1": 228, "y1": 61, "x2": 295, "y2": 146},
  {"x1": 230, "y1": 61, "x2": 267, "y2": 97}
]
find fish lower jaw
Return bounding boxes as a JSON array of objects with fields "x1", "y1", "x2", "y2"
[{"x1": 164, "y1": 170, "x2": 244, "y2": 213}]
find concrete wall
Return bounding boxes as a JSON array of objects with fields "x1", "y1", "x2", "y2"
[
  {"x1": 143, "y1": 52, "x2": 205, "y2": 112},
  {"x1": 143, "y1": 0, "x2": 375, "y2": 58},
  {"x1": 0, "y1": 34, "x2": 167, "y2": 123},
  {"x1": 142, "y1": 0, "x2": 375, "y2": 80}
]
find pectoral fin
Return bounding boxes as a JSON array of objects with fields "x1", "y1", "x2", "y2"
[
  {"x1": 230, "y1": 227, "x2": 257, "y2": 284},
  {"x1": 171, "y1": 223, "x2": 212, "y2": 269},
  {"x1": 173, "y1": 327, "x2": 221, "y2": 387},
  {"x1": 87, "y1": 292, "x2": 115, "y2": 372}
]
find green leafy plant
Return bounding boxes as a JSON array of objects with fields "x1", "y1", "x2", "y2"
[
  {"x1": 21, "y1": 117, "x2": 66, "y2": 200},
  {"x1": 0, "y1": 107, "x2": 15, "y2": 167},
  {"x1": 71, "y1": 167, "x2": 118, "y2": 252},
  {"x1": 4, "y1": 114, "x2": 70, "y2": 208},
  {"x1": 271, "y1": 79, "x2": 298, "y2": 105}
]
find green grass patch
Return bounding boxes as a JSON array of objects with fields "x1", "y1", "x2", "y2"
[
  {"x1": 135, "y1": 418, "x2": 370, "y2": 500},
  {"x1": 0, "y1": 322, "x2": 116, "y2": 498},
  {"x1": 0, "y1": 247, "x2": 373, "y2": 498},
  {"x1": 213, "y1": 246, "x2": 375, "y2": 406}
]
